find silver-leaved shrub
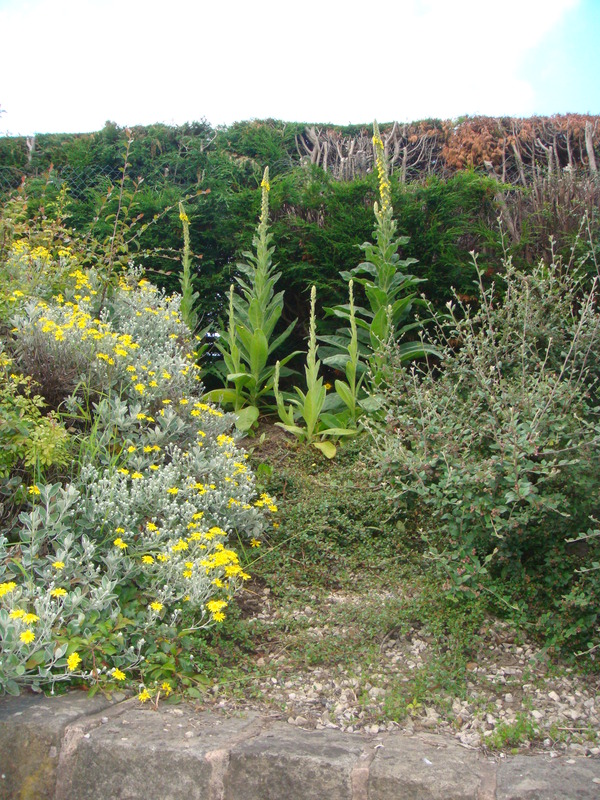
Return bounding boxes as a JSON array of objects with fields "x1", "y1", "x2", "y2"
[{"x1": 1, "y1": 258, "x2": 275, "y2": 695}]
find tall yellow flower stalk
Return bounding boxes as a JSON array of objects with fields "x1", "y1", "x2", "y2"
[{"x1": 372, "y1": 121, "x2": 392, "y2": 216}]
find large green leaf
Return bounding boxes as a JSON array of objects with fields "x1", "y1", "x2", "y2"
[
  {"x1": 313, "y1": 440, "x2": 337, "y2": 458},
  {"x1": 334, "y1": 379, "x2": 355, "y2": 412},
  {"x1": 234, "y1": 405, "x2": 260, "y2": 431},
  {"x1": 202, "y1": 388, "x2": 239, "y2": 406}
]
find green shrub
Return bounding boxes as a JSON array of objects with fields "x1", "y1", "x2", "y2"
[{"x1": 373, "y1": 253, "x2": 600, "y2": 655}]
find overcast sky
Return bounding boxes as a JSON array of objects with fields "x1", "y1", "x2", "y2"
[{"x1": 1, "y1": 0, "x2": 599, "y2": 136}]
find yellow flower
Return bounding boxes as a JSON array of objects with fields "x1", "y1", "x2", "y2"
[
  {"x1": 166, "y1": 487, "x2": 179, "y2": 495},
  {"x1": 28, "y1": 485, "x2": 41, "y2": 496},
  {"x1": 115, "y1": 527, "x2": 125, "y2": 534},
  {"x1": 150, "y1": 601, "x2": 163, "y2": 612},
  {"x1": 67, "y1": 652, "x2": 82, "y2": 670},
  {"x1": 112, "y1": 668, "x2": 126, "y2": 681},
  {"x1": 9, "y1": 609, "x2": 25, "y2": 619},
  {"x1": 0, "y1": 581, "x2": 17, "y2": 597},
  {"x1": 131, "y1": 472, "x2": 144, "y2": 480},
  {"x1": 206, "y1": 599, "x2": 228, "y2": 613},
  {"x1": 113, "y1": 537, "x2": 127, "y2": 550},
  {"x1": 146, "y1": 522, "x2": 158, "y2": 531},
  {"x1": 142, "y1": 555, "x2": 155, "y2": 564},
  {"x1": 161, "y1": 682, "x2": 172, "y2": 696},
  {"x1": 250, "y1": 538, "x2": 261, "y2": 548},
  {"x1": 212, "y1": 612, "x2": 226, "y2": 623},
  {"x1": 52, "y1": 561, "x2": 65, "y2": 570},
  {"x1": 23, "y1": 612, "x2": 40, "y2": 624},
  {"x1": 50, "y1": 587, "x2": 67, "y2": 597},
  {"x1": 20, "y1": 629, "x2": 35, "y2": 644},
  {"x1": 138, "y1": 689, "x2": 151, "y2": 702}
]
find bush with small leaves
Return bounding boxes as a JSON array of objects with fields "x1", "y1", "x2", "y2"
[{"x1": 373, "y1": 253, "x2": 600, "y2": 655}]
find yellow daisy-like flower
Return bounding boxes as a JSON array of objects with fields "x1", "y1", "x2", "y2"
[
  {"x1": 138, "y1": 689, "x2": 151, "y2": 702},
  {"x1": 20, "y1": 629, "x2": 35, "y2": 644},
  {"x1": 206, "y1": 599, "x2": 228, "y2": 613},
  {"x1": 67, "y1": 652, "x2": 82, "y2": 670},
  {"x1": 23, "y1": 612, "x2": 40, "y2": 624},
  {"x1": 250, "y1": 538, "x2": 261, "y2": 548},
  {"x1": 9, "y1": 609, "x2": 25, "y2": 619},
  {"x1": 161, "y1": 682, "x2": 172, "y2": 696},
  {"x1": 0, "y1": 581, "x2": 17, "y2": 597},
  {"x1": 50, "y1": 587, "x2": 67, "y2": 597},
  {"x1": 212, "y1": 611, "x2": 226, "y2": 623},
  {"x1": 131, "y1": 472, "x2": 144, "y2": 480},
  {"x1": 28, "y1": 485, "x2": 41, "y2": 495},
  {"x1": 112, "y1": 668, "x2": 126, "y2": 681},
  {"x1": 149, "y1": 601, "x2": 163, "y2": 612},
  {"x1": 166, "y1": 487, "x2": 179, "y2": 495},
  {"x1": 113, "y1": 537, "x2": 127, "y2": 550},
  {"x1": 142, "y1": 555, "x2": 155, "y2": 564},
  {"x1": 146, "y1": 522, "x2": 158, "y2": 531}
]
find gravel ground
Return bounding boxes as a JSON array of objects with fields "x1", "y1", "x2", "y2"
[{"x1": 200, "y1": 586, "x2": 600, "y2": 756}]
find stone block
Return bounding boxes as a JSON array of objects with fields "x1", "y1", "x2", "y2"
[
  {"x1": 0, "y1": 691, "x2": 111, "y2": 800},
  {"x1": 56, "y1": 707, "x2": 261, "y2": 800},
  {"x1": 224, "y1": 723, "x2": 365, "y2": 800},
  {"x1": 367, "y1": 733, "x2": 485, "y2": 799},
  {"x1": 497, "y1": 754, "x2": 600, "y2": 800}
]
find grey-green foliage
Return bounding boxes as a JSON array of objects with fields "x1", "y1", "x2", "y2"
[{"x1": 373, "y1": 253, "x2": 600, "y2": 652}]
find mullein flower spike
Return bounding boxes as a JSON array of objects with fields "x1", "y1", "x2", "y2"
[{"x1": 372, "y1": 121, "x2": 392, "y2": 214}]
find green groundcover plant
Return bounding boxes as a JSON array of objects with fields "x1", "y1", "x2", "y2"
[{"x1": 0, "y1": 243, "x2": 275, "y2": 697}]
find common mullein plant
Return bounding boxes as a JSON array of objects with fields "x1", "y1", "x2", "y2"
[
  {"x1": 205, "y1": 167, "x2": 298, "y2": 429},
  {"x1": 325, "y1": 121, "x2": 436, "y2": 385},
  {"x1": 1, "y1": 254, "x2": 276, "y2": 697},
  {"x1": 273, "y1": 285, "x2": 356, "y2": 458}
]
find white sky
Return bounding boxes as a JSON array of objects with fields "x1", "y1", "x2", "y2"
[{"x1": 0, "y1": 0, "x2": 597, "y2": 136}]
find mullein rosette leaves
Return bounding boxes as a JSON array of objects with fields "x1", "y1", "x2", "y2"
[{"x1": 205, "y1": 167, "x2": 299, "y2": 429}]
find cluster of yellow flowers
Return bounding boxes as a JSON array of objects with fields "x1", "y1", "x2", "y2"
[
  {"x1": 0, "y1": 580, "x2": 82, "y2": 672},
  {"x1": 372, "y1": 126, "x2": 392, "y2": 214},
  {"x1": 259, "y1": 166, "x2": 271, "y2": 229}
]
